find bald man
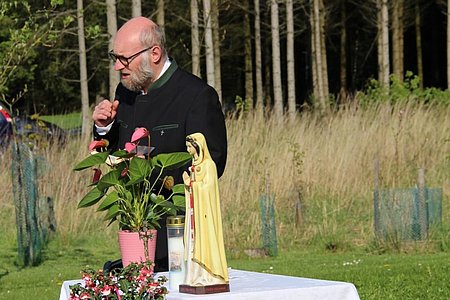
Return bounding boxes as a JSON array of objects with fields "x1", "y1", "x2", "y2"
[{"x1": 92, "y1": 17, "x2": 227, "y2": 272}]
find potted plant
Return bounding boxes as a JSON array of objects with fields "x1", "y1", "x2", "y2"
[{"x1": 74, "y1": 127, "x2": 191, "y2": 266}]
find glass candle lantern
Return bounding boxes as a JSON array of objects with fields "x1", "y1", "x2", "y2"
[{"x1": 167, "y1": 215, "x2": 185, "y2": 290}]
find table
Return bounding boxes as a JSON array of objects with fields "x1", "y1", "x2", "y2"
[{"x1": 60, "y1": 269, "x2": 360, "y2": 300}]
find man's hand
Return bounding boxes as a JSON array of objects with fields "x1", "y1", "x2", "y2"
[{"x1": 93, "y1": 99, "x2": 119, "y2": 127}]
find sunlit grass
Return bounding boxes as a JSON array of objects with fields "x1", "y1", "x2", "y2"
[
  {"x1": 39, "y1": 112, "x2": 82, "y2": 130},
  {"x1": 1, "y1": 101, "x2": 449, "y2": 252}
]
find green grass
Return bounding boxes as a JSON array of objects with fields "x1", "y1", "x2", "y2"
[
  {"x1": 230, "y1": 251, "x2": 450, "y2": 299},
  {"x1": 39, "y1": 112, "x2": 82, "y2": 130},
  {"x1": 0, "y1": 233, "x2": 120, "y2": 300},
  {"x1": 1, "y1": 232, "x2": 449, "y2": 300}
]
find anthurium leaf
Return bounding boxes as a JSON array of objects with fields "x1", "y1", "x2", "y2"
[
  {"x1": 152, "y1": 152, "x2": 191, "y2": 170},
  {"x1": 73, "y1": 151, "x2": 110, "y2": 171},
  {"x1": 104, "y1": 204, "x2": 120, "y2": 221},
  {"x1": 97, "y1": 191, "x2": 119, "y2": 211},
  {"x1": 172, "y1": 194, "x2": 186, "y2": 208},
  {"x1": 78, "y1": 187, "x2": 105, "y2": 208},
  {"x1": 129, "y1": 157, "x2": 152, "y2": 181},
  {"x1": 97, "y1": 169, "x2": 120, "y2": 191},
  {"x1": 172, "y1": 183, "x2": 185, "y2": 195},
  {"x1": 158, "y1": 199, "x2": 175, "y2": 208},
  {"x1": 111, "y1": 149, "x2": 135, "y2": 159}
]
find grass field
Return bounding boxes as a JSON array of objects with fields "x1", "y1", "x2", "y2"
[
  {"x1": 0, "y1": 100, "x2": 449, "y2": 299},
  {"x1": 0, "y1": 231, "x2": 448, "y2": 299}
]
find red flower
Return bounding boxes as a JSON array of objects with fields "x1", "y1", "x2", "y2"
[
  {"x1": 125, "y1": 142, "x2": 137, "y2": 153},
  {"x1": 80, "y1": 292, "x2": 91, "y2": 299},
  {"x1": 131, "y1": 127, "x2": 149, "y2": 143},
  {"x1": 88, "y1": 139, "x2": 109, "y2": 151},
  {"x1": 120, "y1": 166, "x2": 129, "y2": 178},
  {"x1": 139, "y1": 266, "x2": 153, "y2": 278},
  {"x1": 100, "y1": 285, "x2": 112, "y2": 296},
  {"x1": 92, "y1": 168, "x2": 102, "y2": 183}
]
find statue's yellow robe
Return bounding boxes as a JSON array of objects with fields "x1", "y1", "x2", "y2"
[{"x1": 184, "y1": 133, "x2": 228, "y2": 285}]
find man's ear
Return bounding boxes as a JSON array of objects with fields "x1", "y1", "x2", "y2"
[{"x1": 151, "y1": 46, "x2": 162, "y2": 64}]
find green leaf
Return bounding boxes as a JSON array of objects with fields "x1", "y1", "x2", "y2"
[
  {"x1": 128, "y1": 157, "x2": 152, "y2": 182},
  {"x1": 152, "y1": 152, "x2": 191, "y2": 170},
  {"x1": 104, "y1": 204, "x2": 120, "y2": 221},
  {"x1": 172, "y1": 194, "x2": 186, "y2": 208},
  {"x1": 158, "y1": 199, "x2": 176, "y2": 209},
  {"x1": 73, "y1": 151, "x2": 110, "y2": 171},
  {"x1": 97, "y1": 191, "x2": 119, "y2": 211},
  {"x1": 78, "y1": 187, "x2": 105, "y2": 208},
  {"x1": 111, "y1": 150, "x2": 135, "y2": 159},
  {"x1": 97, "y1": 169, "x2": 120, "y2": 191},
  {"x1": 172, "y1": 183, "x2": 186, "y2": 195},
  {"x1": 153, "y1": 194, "x2": 166, "y2": 204}
]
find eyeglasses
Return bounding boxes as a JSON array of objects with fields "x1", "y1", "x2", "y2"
[{"x1": 108, "y1": 46, "x2": 155, "y2": 67}]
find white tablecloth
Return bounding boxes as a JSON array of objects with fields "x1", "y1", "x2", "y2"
[{"x1": 60, "y1": 269, "x2": 360, "y2": 300}]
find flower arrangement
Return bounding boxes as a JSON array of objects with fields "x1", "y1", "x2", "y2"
[
  {"x1": 69, "y1": 261, "x2": 168, "y2": 300},
  {"x1": 73, "y1": 127, "x2": 191, "y2": 232}
]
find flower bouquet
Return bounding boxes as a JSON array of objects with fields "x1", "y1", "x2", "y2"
[{"x1": 69, "y1": 261, "x2": 168, "y2": 300}]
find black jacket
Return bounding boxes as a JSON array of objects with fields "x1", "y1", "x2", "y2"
[{"x1": 95, "y1": 61, "x2": 227, "y2": 178}]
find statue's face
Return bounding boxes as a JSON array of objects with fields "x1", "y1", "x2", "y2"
[{"x1": 186, "y1": 141, "x2": 197, "y2": 156}]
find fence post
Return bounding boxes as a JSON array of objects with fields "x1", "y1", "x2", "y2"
[
  {"x1": 417, "y1": 168, "x2": 427, "y2": 240},
  {"x1": 373, "y1": 158, "x2": 380, "y2": 238}
]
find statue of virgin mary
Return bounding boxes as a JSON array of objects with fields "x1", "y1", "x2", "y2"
[{"x1": 182, "y1": 132, "x2": 228, "y2": 286}]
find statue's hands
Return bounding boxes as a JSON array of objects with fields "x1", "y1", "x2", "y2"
[{"x1": 182, "y1": 171, "x2": 190, "y2": 186}]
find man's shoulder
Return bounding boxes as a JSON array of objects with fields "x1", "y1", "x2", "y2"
[{"x1": 172, "y1": 68, "x2": 210, "y2": 89}]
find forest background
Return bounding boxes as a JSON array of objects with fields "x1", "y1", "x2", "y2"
[
  {"x1": 0, "y1": 0, "x2": 450, "y2": 299},
  {"x1": 2, "y1": 0, "x2": 450, "y2": 119}
]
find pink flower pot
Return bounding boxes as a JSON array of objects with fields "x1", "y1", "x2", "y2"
[{"x1": 118, "y1": 230, "x2": 157, "y2": 267}]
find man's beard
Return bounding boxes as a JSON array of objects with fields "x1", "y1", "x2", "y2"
[{"x1": 122, "y1": 58, "x2": 154, "y2": 92}]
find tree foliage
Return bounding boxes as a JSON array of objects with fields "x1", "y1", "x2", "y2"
[{"x1": 1, "y1": 0, "x2": 449, "y2": 116}]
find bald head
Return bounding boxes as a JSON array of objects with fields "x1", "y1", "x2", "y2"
[
  {"x1": 118, "y1": 17, "x2": 156, "y2": 36},
  {"x1": 114, "y1": 17, "x2": 167, "y2": 60}
]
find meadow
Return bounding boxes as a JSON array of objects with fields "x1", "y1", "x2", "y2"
[{"x1": 0, "y1": 100, "x2": 449, "y2": 299}]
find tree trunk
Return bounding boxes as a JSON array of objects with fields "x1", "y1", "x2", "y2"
[
  {"x1": 377, "y1": 0, "x2": 383, "y2": 84},
  {"x1": 157, "y1": 0, "x2": 165, "y2": 28},
  {"x1": 191, "y1": 0, "x2": 201, "y2": 77},
  {"x1": 106, "y1": 0, "x2": 119, "y2": 102},
  {"x1": 203, "y1": 0, "x2": 215, "y2": 88},
  {"x1": 339, "y1": 0, "x2": 347, "y2": 102},
  {"x1": 392, "y1": 0, "x2": 404, "y2": 81},
  {"x1": 244, "y1": 0, "x2": 254, "y2": 106},
  {"x1": 264, "y1": 3, "x2": 272, "y2": 108},
  {"x1": 271, "y1": 0, "x2": 283, "y2": 118},
  {"x1": 286, "y1": 0, "x2": 296, "y2": 120},
  {"x1": 211, "y1": 0, "x2": 222, "y2": 104},
  {"x1": 254, "y1": 0, "x2": 264, "y2": 112},
  {"x1": 319, "y1": 0, "x2": 329, "y2": 101},
  {"x1": 312, "y1": 0, "x2": 326, "y2": 110},
  {"x1": 310, "y1": 0, "x2": 318, "y2": 104},
  {"x1": 378, "y1": 0, "x2": 390, "y2": 88},
  {"x1": 132, "y1": 0, "x2": 141, "y2": 17},
  {"x1": 447, "y1": 0, "x2": 450, "y2": 89},
  {"x1": 77, "y1": 0, "x2": 90, "y2": 140},
  {"x1": 415, "y1": 0, "x2": 423, "y2": 88}
]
